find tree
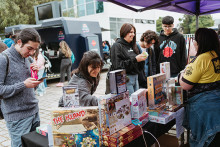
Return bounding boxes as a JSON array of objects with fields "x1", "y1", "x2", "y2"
[
  {"x1": 0, "y1": 0, "x2": 55, "y2": 34},
  {"x1": 179, "y1": 14, "x2": 214, "y2": 34},
  {"x1": 156, "y1": 17, "x2": 163, "y2": 33}
]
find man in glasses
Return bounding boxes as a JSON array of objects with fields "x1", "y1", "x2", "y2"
[
  {"x1": 137, "y1": 30, "x2": 158, "y2": 88},
  {"x1": 155, "y1": 16, "x2": 186, "y2": 77}
]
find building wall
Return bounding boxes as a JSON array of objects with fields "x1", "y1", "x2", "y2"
[{"x1": 61, "y1": 1, "x2": 157, "y2": 45}]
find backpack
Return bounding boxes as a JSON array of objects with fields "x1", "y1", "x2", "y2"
[{"x1": 0, "y1": 52, "x2": 9, "y2": 119}]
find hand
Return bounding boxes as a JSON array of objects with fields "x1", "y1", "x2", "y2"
[
  {"x1": 135, "y1": 54, "x2": 148, "y2": 62},
  {"x1": 24, "y1": 78, "x2": 42, "y2": 88},
  {"x1": 30, "y1": 63, "x2": 39, "y2": 71}
]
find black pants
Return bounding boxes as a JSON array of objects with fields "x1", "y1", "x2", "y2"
[{"x1": 60, "y1": 58, "x2": 72, "y2": 82}]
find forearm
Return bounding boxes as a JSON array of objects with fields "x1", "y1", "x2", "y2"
[{"x1": 0, "y1": 82, "x2": 26, "y2": 99}]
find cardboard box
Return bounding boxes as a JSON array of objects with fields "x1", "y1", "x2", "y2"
[
  {"x1": 98, "y1": 91, "x2": 132, "y2": 135},
  {"x1": 147, "y1": 104, "x2": 167, "y2": 116},
  {"x1": 147, "y1": 73, "x2": 166, "y2": 108},
  {"x1": 75, "y1": 129, "x2": 100, "y2": 147},
  {"x1": 149, "y1": 112, "x2": 175, "y2": 124},
  {"x1": 103, "y1": 129, "x2": 143, "y2": 147},
  {"x1": 102, "y1": 124, "x2": 141, "y2": 143},
  {"x1": 36, "y1": 124, "x2": 48, "y2": 137},
  {"x1": 53, "y1": 133, "x2": 76, "y2": 147},
  {"x1": 109, "y1": 69, "x2": 127, "y2": 94},
  {"x1": 160, "y1": 62, "x2": 170, "y2": 80},
  {"x1": 62, "y1": 85, "x2": 79, "y2": 107},
  {"x1": 130, "y1": 89, "x2": 147, "y2": 120},
  {"x1": 51, "y1": 107, "x2": 100, "y2": 146},
  {"x1": 168, "y1": 86, "x2": 183, "y2": 105}
]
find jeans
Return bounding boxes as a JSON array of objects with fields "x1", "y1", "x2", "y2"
[
  {"x1": 127, "y1": 74, "x2": 139, "y2": 96},
  {"x1": 37, "y1": 69, "x2": 46, "y2": 96},
  {"x1": 43, "y1": 71, "x2": 47, "y2": 87},
  {"x1": 6, "y1": 112, "x2": 40, "y2": 147}
]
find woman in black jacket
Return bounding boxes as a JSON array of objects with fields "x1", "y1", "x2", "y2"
[{"x1": 110, "y1": 23, "x2": 147, "y2": 95}]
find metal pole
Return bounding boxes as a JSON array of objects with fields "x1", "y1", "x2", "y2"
[{"x1": 196, "y1": 15, "x2": 199, "y2": 29}]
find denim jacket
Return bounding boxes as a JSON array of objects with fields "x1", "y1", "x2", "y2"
[{"x1": 183, "y1": 89, "x2": 220, "y2": 147}]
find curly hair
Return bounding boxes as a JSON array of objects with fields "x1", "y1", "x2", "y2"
[
  {"x1": 59, "y1": 41, "x2": 72, "y2": 58},
  {"x1": 140, "y1": 30, "x2": 159, "y2": 45}
]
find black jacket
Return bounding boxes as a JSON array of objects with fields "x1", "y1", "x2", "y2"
[
  {"x1": 110, "y1": 38, "x2": 144, "y2": 75},
  {"x1": 155, "y1": 28, "x2": 186, "y2": 76}
]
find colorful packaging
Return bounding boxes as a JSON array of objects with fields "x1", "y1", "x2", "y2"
[
  {"x1": 75, "y1": 129, "x2": 100, "y2": 147},
  {"x1": 102, "y1": 124, "x2": 141, "y2": 144},
  {"x1": 98, "y1": 91, "x2": 132, "y2": 135},
  {"x1": 149, "y1": 112, "x2": 175, "y2": 124},
  {"x1": 103, "y1": 129, "x2": 143, "y2": 147},
  {"x1": 51, "y1": 107, "x2": 100, "y2": 147},
  {"x1": 168, "y1": 86, "x2": 183, "y2": 105},
  {"x1": 147, "y1": 104, "x2": 167, "y2": 116},
  {"x1": 109, "y1": 69, "x2": 127, "y2": 94},
  {"x1": 160, "y1": 62, "x2": 170, "y2": 80},
  {"x1": 130, "y1": 89, "x2": 147, "y2": 120},
  {"x1": 36, "y1": 124, "x2": 48, "y2": 137},
  {"x1": 30, "y1": 67, "x2": 38, "y2": 80},
  {"x1": 147, "y1": 73, "x2": 166, "y2": 108},
  {"x1": 53, "y1": 134, "x2": 76, "y2": 147},
  {"x1": 62, "y1": 85, "x2": 79, "y2": 107}
]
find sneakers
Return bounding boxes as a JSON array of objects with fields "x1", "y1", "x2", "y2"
[{"x1": 56, "y1": 82, "x2": 64, "y2": 87}]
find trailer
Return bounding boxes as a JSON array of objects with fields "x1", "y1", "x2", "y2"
[{"x1": 5, "y1": 17, "x2": 103, "y2": 79}]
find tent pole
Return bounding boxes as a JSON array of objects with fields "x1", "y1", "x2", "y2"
[{"x1": 196, "y1": 15, "x2": 199, "y2": 29}]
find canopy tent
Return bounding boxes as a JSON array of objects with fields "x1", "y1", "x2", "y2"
[{"x1": 100, "y1": 0, "x2": 220, "y2": 28}]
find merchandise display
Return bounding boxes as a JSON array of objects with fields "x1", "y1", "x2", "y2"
[
  {"x1": 130, "y1": 89, "x2": 147, "y2": 120},
  {"x1": 75, "y1": 129, "x2": 100, "y2": 147},
  {"x1": 103, "y1": 129, "x2": 143, "y2": 147},
  {"x1": 50, "y1": 107, "x2": 100, "y2": 147},
  {"x1": 160, "y1": 62, "x2": 171, "y2": 80},
  {"x1": 109, "y1": 69, "x2": 127, "y2": 94},
  {"x1": 98, "y1": 91, "x2": 132, "y2": 135},
  {"x1": 149, "y1": 112, "x2": 176, "y2": 124},
  {"x1": 102, "y1": 124, "x2": 141, "y2": 144},
  {"x1": 147, "y1": 73, "x2": 166, "y2": 108},
  {"x1": 62, "y1": 85, "x2": 79, "y2": 107}
]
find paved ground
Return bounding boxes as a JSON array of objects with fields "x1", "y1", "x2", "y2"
[{"x1": 0, "y1": 71, "x2": 108, "y2": 147}]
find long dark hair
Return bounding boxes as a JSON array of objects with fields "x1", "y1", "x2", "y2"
[
  {"x1": 195, "y1": 28, "x2": 220, "y2": 59},
  {"x1": 74, "y1": 51, "x2": 104, "y2": 85},
  {"x1": 120, "y1": 23, "x2": 139, "y2": 54}
]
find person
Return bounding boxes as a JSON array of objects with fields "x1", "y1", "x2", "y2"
[
  {"x1": 59, "y1": 51, "x2": 104, "y2": 106},
  {"x1": 56, "y1": 41, "x2": 72, "y2": 87},
  {"x1": 34, "y1": 49, "x2": 46, "y2": 96},
  {"x1": 179, "y1": 28, "x2": 220, "y2": 147},
  {"x1": 3, "y1": 33, "x2": 15, "y2": 48},
  {"x1": 0, "y1": 28, "x2": 42, "y2": 147},
  {"x1": 136, "y1": 30, "x2": 158, "y2": 88},
  {"x1": 155, "y1": 16, "x2": 186, "y2": 77},
  {"x1": 102, "y1": 41, "x2": 110, "y2": 63},
  {"x1": 109, "y1": 23, "x2": 147, "y2": 95},
  {"x1": 0, "y1": 41, "x2": 8, "y2": 53}
]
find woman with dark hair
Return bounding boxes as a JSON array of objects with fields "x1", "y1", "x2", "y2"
[
  {"x1": 59, "y1": 51, "x2": 104, "y2": 106},
  {"x1": 179, "y1": 28, "x2": 220, "y2": 147},
  {"x1": 109, "y1": 23, "x2": 147, "y2": 95}
]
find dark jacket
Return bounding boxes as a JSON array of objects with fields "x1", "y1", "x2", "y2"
[
  {"x1": 155, "y1": 28, "x2": 186, "y2": 76},
  {"x1": 110, "y1": 38, "x2": 144, "y2": 75},
  {"x1": 137, "y1": 43, "x2": 156, "y2": 88}
]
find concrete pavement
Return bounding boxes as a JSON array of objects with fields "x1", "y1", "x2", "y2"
[{"x1": 0, "y1": 71, "x2": 108, "y2": 147}]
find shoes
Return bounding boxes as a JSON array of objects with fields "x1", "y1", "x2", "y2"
[
  {"x1": 38, "y1": 93, "x2": 43, "y2": 97},
  {"x1": 56, "y1": 83, "x2": 64, "y2": 87}
]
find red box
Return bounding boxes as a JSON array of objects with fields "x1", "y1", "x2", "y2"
[
  {"x1": 103, "y1": 129, "x2": 143, "y2": 147},
  {"x1": 102, "y1": 124, "x2": 141, "y2": 143}
]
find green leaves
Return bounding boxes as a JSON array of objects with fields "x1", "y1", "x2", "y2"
[
  {"x1": 0, "y1": 0, "x2": 54, "y2": 33},
  {"x1": 180, "y1": 15, "x2": 214, "y2": 34}
]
